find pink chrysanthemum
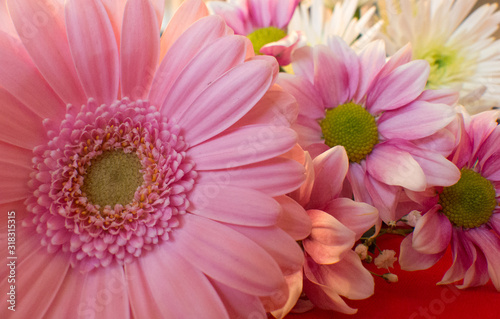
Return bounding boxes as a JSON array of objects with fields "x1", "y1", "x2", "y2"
[
  {"x1": 275, "y1": 146, "x2": 378, "y2": 316},
  {"x1": 0, "y1": 0, "x2": 308, "y2": 317},
  {"x1": 277, "y1": 37, "x2": 462, "y2": 222},
  {"x1": 207, "y1": 0, "x2": 303, "y2": 65},
  {"x1": 399, "y1": 110, "x2": 500, "y2": 291}
]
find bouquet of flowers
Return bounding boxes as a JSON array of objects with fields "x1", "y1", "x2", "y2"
[{"x1": 0, "y1": 0, "x2": 498, "y2": 318}]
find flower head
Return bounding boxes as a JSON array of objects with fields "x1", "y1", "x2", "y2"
[
  {"x1": 207, "y1": 0, "x2": 303, "y2": 65},
  {"x1": 278, "y1": 37, "x2": 460, "y2": 222},
  {"x1": 374, "y1": 249, "x2": 398, "y2": 269},
  {"x1": 0, "y1": 0, "x2": 307, "y2": 317},
  {"x1": 379, "y1": 0, "x2": 500, "y2": 114},
  {"x1": 399, "y1": 110, "x2": 500, "y2": 291}
]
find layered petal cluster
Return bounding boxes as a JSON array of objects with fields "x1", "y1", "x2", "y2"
[
  {"x1": 379, "y1": 0, "x2": 500, "y2": 114},
  {"x1": 288, "y1": 0, "x2": 382, "y2": 51},
  {"x1": 277, "y1": 146, "x2": 378, "y2": 315},
  {"x1": 207, "y1": 0, "x2": 303, "y2": 65},
  {"x1": 278, "y1": 37, "x2": 460, "y2": 222},
  {"x1": 400, "y1": 110, "x2": 500, "y2": 291},
  {"x1": 0, "y1": 0, "x2": 308, "y2": 318}
]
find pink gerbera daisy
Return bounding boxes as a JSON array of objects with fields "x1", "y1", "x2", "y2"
[
  {"x1": 207, "y1": 0, "x2": 303, "y2": 65},
  {"x1": 0, "y1": 0, "x2": 308, "y2": 317},
  {"x1": 277, "y1": 37, "x2": 461, "y2": 222},
  {"x1": 275, "y1": 146, "x2": 378, "y2": 316},
  {"x1": 399, "y1": 110, "x2": 500, "y2": 291}
]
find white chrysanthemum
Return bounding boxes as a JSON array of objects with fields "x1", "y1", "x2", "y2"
[
  {"x1": 288, "y1": 0, "x2": 382, "y2": 51},
  {"x1": 379, "y1": 0, "x2": 500, "y2": 114}
]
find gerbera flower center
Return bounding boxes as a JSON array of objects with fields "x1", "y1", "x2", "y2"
[
  {"x1": 319, "y1": 102, "x2": 379, "y2": 163},
  {"x1": 28, "y1": 99, "x2": 196, "y2": 270},
  {"x1": 247, "y1": 26, "x2": 287, "y2": 55},
  {"x1": 82, "y1": 150, "x2": 143, "y2": 207},
  {"x1": 417, "y1": 45, "x2": 474, "y2": 89},
  {"x1": 438, "y1": 168, "x2": 497, "y2": 228}
]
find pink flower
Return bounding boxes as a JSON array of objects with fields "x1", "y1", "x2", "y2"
[
  {"x1": 0, "y1": 0, "x2": 308, "y2": 317},
  {"x1": 207, "y1": 0, "x2": 303, "y2": 65},
  {"x1": 399, "y1": 110, "x2": 500, "y2": 292},
  {"x1": 279, "y1": 146, "x2": 379, "y2": 315},
  {"x1": 277, "y1": 37, "x2": 461, "y2": 222}
]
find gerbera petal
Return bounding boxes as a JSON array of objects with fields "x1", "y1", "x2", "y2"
[
  {"x1": 196, "y1": 158, "x2": 304, "y2": 197},
  {"x1": 308, "y1": 146, "x2": 349, "y2": 209},
  {"x1": 0, "y1": 32, "x2": 65, "y2": 120},
  {"x1": 187, "y1": 125, "x2": 296, "y2": 170},
  {"x1": 127, "y1": 245, "x2": 228, "y2": 318},
  {"x1": 366, "y1": 143, "x2": 426, "y2": 192},
  {"x1": 188, "y1": 184, "x2": 280, "y2": 226},
  {"x1": 229, "y1": 225, "x2": 304, "y2": 276},
  {"x1": 412, "y1": 205, "x2": 452, "y2": 254},
  {"x1": 177, "y1": 58, "x2": 276, "y2": 146},
  {"x1": 366, "y1": 60, "x2": 429, "y2": 115},
  {"x1": 303, "y1": 209, "x2": 356, "y2": 264},
  {"x1": 0, "y1": 233, "x2": 70, "y2": 319},
  {"x1": 7, "y1": 0, "x2": 86, "y2": 106},
  {"x1": 466, "y1": 228, "x2": 500, "y2": 291},
  {"x1": 120, "y1": 0, "x2": 160, "y2": 100},
  {"x1": 313, "y1": 44, "x2": 349, "y2": 108},
  {"x1": 275, "y1": 195, "x2": 312, "y2": 241},
  {"x1": 399, "y1": 233, "x2": 445, "y2": 271},
  {"x1": 173, "y1": 214, "x2": 285, "y2": 296},
  {"x1": 323, "y1": 198, "x2": 378, "y2": 240},
  {"x1": 65, "y1": 0, "x2": 119, "y2": 106},
  {"x1": 160, "y1": 0, "x2": 209, "y2": 60},
  {"x1": 0, "y1": 161, "x2": 32, "y2": 204},
  {"x1": 378, "y1": 101, "x2": 457, "y2": 140},
  {"x1": 439, "y1": 228, "x2": 475, "y2": 285},
  {"x1": 150, "y1": 15, "x2": 229, "y2": 109},
  {"x1": 0, "y1": 88, "x2": 46, "y2": 148},
  {"x1": 163, "y1": 35, "x2": 248, "y2": 120}
]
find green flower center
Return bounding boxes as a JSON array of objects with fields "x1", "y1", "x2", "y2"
[
  {"x1": 438, "y1": 168, "x2": 497, "y2": 228},
  {"x1": 247, "y1": 26, "x2": 287, "y2": 56},
  {"x1": 82, "y1": 150, "x2": 144, "y2": 207},
  {"x1": 319, "y1": 102, "x2": 379, "y2": 163},
  {"x1": 416, "y1": 45, "x2": 475, "y2": 90}
]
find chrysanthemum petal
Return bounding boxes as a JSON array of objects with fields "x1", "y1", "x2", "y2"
[
  {"x1": 313, "y1": 44, "x2": 349, "y2": 108},
  {"x1": 120, "y1": 0, "x2": 159, "y2": 100},
  {"x1": 323, "y1": 198, "x2": 378, "y2": 240},
  {"x1": 364, "y1": 173, "x2": 400, "y2": 222},
  {"x1": 378, "y1": 101, "x2": 456, "y2": 140},
  {"x1": 188, "y1": 184, "x2": 280, "y2": 226},
  {"x1": 303, "y1": 209, "x2": 356, "y2": 264},
  {"x1": 65, "y1": 0, "x2": 119, "y2": 106},
  {"x1": 275, "y1": 195, "x2": 312, "y2": 240},
  {"x1": 177, "y1": 58, "x2": 276, "y2": 146},
  {"x1": 366, "y1": 60, "x2": 429, "y2": 115},
  {"x1": 0, "y1": 32, "x2": 65, "y2": 120},
  {"x1": 366, "y1": 143, "x2": 426, "y2": 191},
  {"x1": 413, "y1": 205, "x2": 452, "y2": 254},
  {"x1": 399, "y1": 233, "x2": 445, "y2": 271},
  {"x1": 160, "y1": 0, "x2": 209, "y2": 60},
  {"x1": 277, "y1": 73, "x2": 324, "y2": 119},
  {"x1": 196, "y1": 158, "x2": 304, "y2": 197},
  {"x1": 127, "y1": 245, "x2": 228, "y2": 318},
  {"x1": 163, "y1": 35, "x2": 248, "y2": 119},
  {"x1": 308, "y1": 146, "x2": 349, "y2": 208},
  {"x1": 354, "y1": 40, "x2": 387, "y2": 102},
  {"x1": 173, "y1": 214, "x2": 285, "y2": 296},
  {"x1": 292, "y1": 45, "x2": 315, "y2": 83},
  {"x1": 490, "y1": 213, "x2": 500, "y2": 235},
  {"x1": 210, "y1": 280, "x2": 265, "y2": 319},
  {"x1": 439, "y1": 228, "x2": 475, "y2": 285},
  {"x1": 327, "y1": 36, "x2": 360, "y2": 102},
  {"x1": 466, "y1": 228, "x2": 500, "y2": 291},
  {"x1": 458, "y1": 244, "x2": 490, "y2": 289},
  {"x1": 7, "y1": 0, "x2": 87, "y2": 107},
  {"x1": 187, "y1": 125, "x2": 296, "y2": 170}
]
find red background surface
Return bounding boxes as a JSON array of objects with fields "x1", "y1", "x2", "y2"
[{"x1": 285, "y1": 234, "x2": 498, "y2": 319}]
